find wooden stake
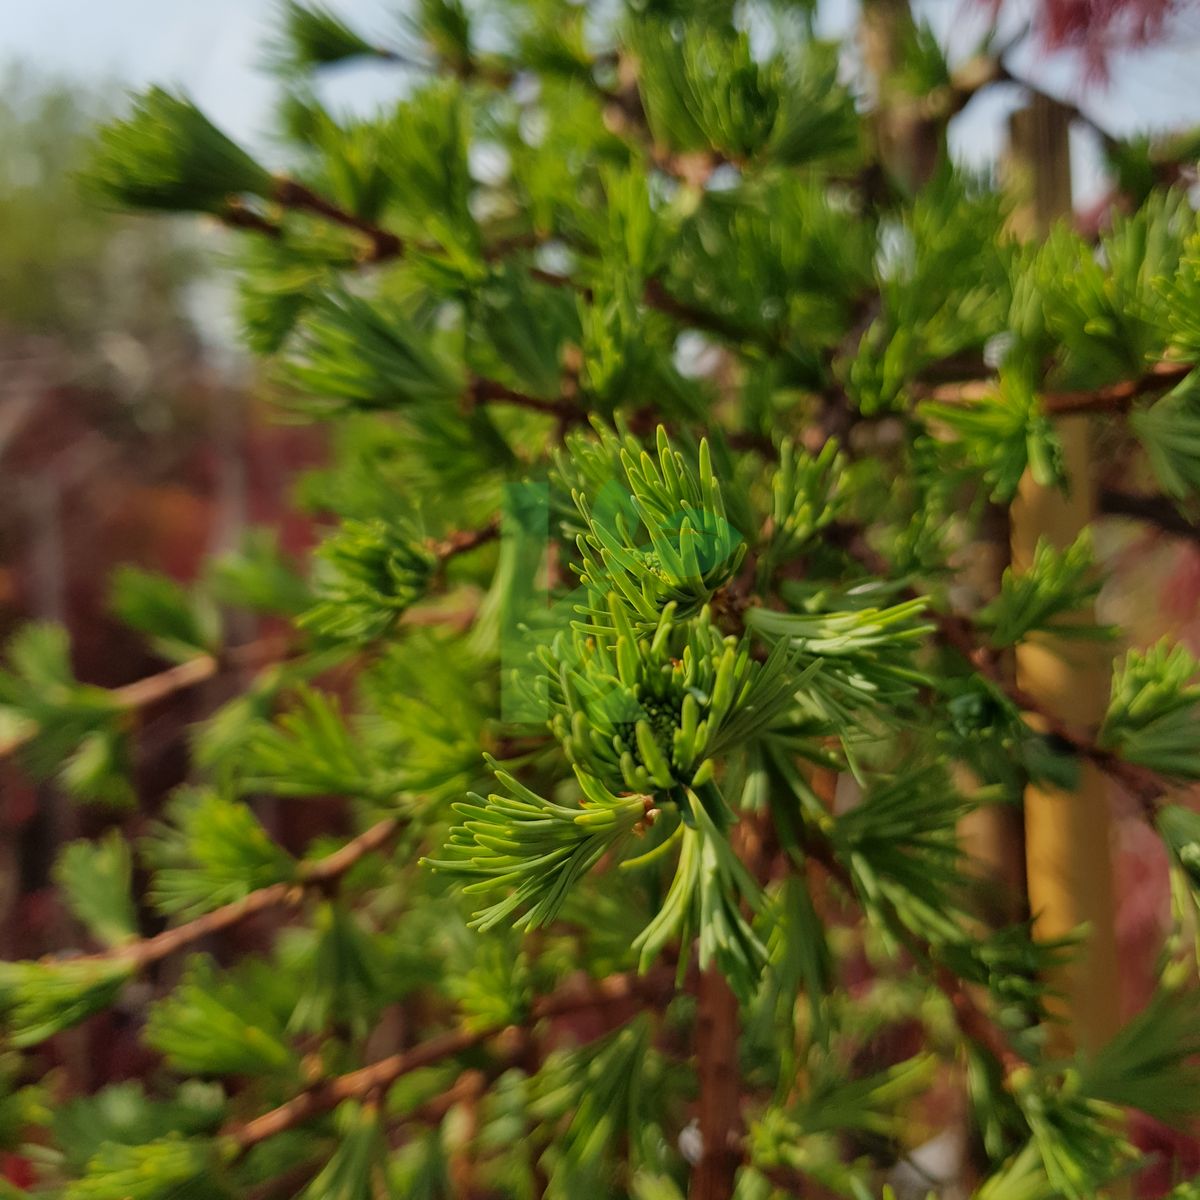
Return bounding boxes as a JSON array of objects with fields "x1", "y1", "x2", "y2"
[{"x1": 1006, "y1": 94, "x2": 1122, "y2": 1056}]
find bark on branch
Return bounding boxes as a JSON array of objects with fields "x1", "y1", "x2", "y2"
[
  {"x1": 67, "y1": 817, "x2": 401, "y2": 969},
  {"x1": 914, "y1": 360, "x2": 1192, "y2": 414},
  {"x1": 225, "y1": 962, "x2": 685, "y2": 1154}
]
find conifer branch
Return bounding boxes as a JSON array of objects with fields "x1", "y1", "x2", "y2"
[
  {"x1": 1, "y1": 521, "x2": 498, "y2": 767},
  {"x1": 272, "y1": 178, "x2": 405, "y2": 262},
  {"x1": 828, "y1": 522, "x2": 1166, "y2": 821},
  {"x1": 228, "y1": 1024, "x2": 489, "y2": 1153},
  {"x1": 931, "y1": 609, "x2": 1163, "y2": 820},
  {"x1": 224, "y1": 963, "x2": 684, "y2": 1154},
  {"x1": 216, "y1": 181, "x2": 403, "y2": 262},
  {"x1": 216, "y1": 163, "x2": 766, "y2": 352},
  {"x1": 466, "y1": 377, "x2": 585, "y2": 425},
  {"x1": 67, "y1": 817, "x2": 400, "y2": 969},
  {"x1": 220, "y1": 199, "x2": 284, "y2": 239},
  {"x1": 426, "y1": 518, "x2": 501, "y2": 561},
  {"x1": 913, "y1": 360, "x2": 1192, "y2": 415},
  {"x1": 0, "y1": 635, "x2": 286, "y2": 763},
  {"x1": 801, "y1": 826, "x2": 1026, "y2": 1079}
]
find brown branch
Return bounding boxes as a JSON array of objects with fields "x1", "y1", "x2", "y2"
[
  {"x1": 800, "y1": 825, "x2": 1026, "y2": 1080},
  {"x1": 403, "y1": 1069, "x2": 495, "y2": 1129},
  {"x1": 427, "y1": 518, "x2": 501, "y2": 562},
  {"x1": 915, "y1": 360, "x2": 1192, "y2": 414},
  {"x1": 1, "y1": 515, "x2": 501, "y2": 768},
  {"x1": 0, "y1": 635, "x2": 286, "y2": 764},
  {"x1": 931, "y1": 609, "x2": 1162, "y2": 823},
  {"x1": 466, "y1": 377, "x2": 586, "y2": 426},
  {"x1": 66, "y1": 817, "x2": 400, "y2": 969},
  {"x1": 220, "y1": 200, "x2": 283, "y2": 239},
  {"x1": 935, "y1": 966, "x2": 1025, "y2": 1078},
  {"x1": 272, "y1": 178, "x2": 404, "y2": 263},
  {"x1": 224, "y1": 169, "x2": 774, "y2": 356},
  {"x1": 229, "y1": 1024, "x2": 488, "y2": 1153},
  {"x1": 693, "y1": 966, "x2": 742, "y2": 1200},
  {"x1": 225, "y1": 963, "x2": 683, "y2": 1155},
  {"x1": 640, "y1": 278, "x2": 765, "y2": 347},
  {"x1": 1099, "y1": 487, "x2": 1200, "y2": 546},
  {"x1": 1042, "y1": 361, "x2": 1192, "y2": 414}
]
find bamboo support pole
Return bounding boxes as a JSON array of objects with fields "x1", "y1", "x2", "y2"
[{"x1": 1006, "y1": 94, "x2": 1122, "y2": 1056}]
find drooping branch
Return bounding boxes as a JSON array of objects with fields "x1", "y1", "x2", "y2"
[
  {"x1": 273, "y1": 178, "x2": 405, "y2": 262},
  {"x1": 800, "y1": 824, "x2": 1027, "y2": 1080},
  {"x1": 466, "y1": 377, "x2": 586, "y2": 426},
  {"x1": 426, "y1": 517, "x2": 501, "y2": 561},
  {"x1": 929, "y1": 608, "x2": 1162, "y2": 822},
  {"x1": 219, "y1": 169, "x2": 775, "y2": 352},
  {"x1": 228, "y1": 1024, "x2": 489, "y2": 1153}
]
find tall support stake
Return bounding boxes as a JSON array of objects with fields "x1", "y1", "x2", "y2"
[
  {"x1": 860, "y1": 0, "x2": 1028, "y2": 931},
  {"x1": 1007, "y1": 94, "x2": 1122, "y2": 1055}
]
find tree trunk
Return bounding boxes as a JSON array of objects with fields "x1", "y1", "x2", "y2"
[{"x1": 693, "y1": 965, "x2": 741, "y2": 1200}]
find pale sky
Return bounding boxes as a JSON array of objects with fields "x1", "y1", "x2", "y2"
[{"x1": 2, "y1": 1, "x2": 1197, "y2": 213}]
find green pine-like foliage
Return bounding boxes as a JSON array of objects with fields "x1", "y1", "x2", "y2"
[{"x1": 2, "y1": 2, "x2": 1200, "y2": 1198}]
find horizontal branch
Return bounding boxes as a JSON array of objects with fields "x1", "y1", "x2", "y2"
[
  {"x1": 426, "y1": 517, "x2": 501, "y2": 561},
  {"x1": 914, "y1": 360, "x2": 1192, "y2": 415},
  {"x1": 68, "y1": 817, "x2": 400, "y2": 970},
  {"x1": 1099, "y1": 487, "x2": 1200, "y2": 546},
  {"x1": 221, "y1": 171, "x2": 772, "y2": 353},
  {"x1": 931, "y1": 609, "x2": 1162, "y2": 821},
  {"x1": 225, "y1": 962, "x2": 683, "y2": 1154},
  {"x1": 221, "y1": 199, "x2": 283, "y2": 239}
]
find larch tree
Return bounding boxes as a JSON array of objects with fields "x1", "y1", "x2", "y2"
[{"x1": 2, "y1": 2, "x2": 1200, "y2": 1198}]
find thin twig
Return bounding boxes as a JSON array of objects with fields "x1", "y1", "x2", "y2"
[
  {"x1": 0, "y1": 635, "x2": 286, "y2": 763},
  {"x1": 467, "y1": 377, "x2": 585, "y2": 425},
  {"x1": 222, "y1": 169, "x2": 777, "y2": 353},
  {"x1": 427, "y1": 518, "x2": 501, "y2": 561},
  {"x1": 63, "y1": 818, "x2": 400, "y2": 969},
  {"x1": 0, "y1": 517, "x2": 502, "y2": 767},
  {"x1": 273, "y1": 178, "x2": 404, "y2": 262},
  {"x1": 801, "y1": 827, "x2": 1026, "y2": 1079},
  {"x1": 914, "y1": 360, "x2": 1192, "y2": 414},
  {"x1": 220, "y1": 200, "x2": 283, "y2": 239},
  {"x1": 225, "y1": 963, "x2": 684, "y2": 1154}
]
